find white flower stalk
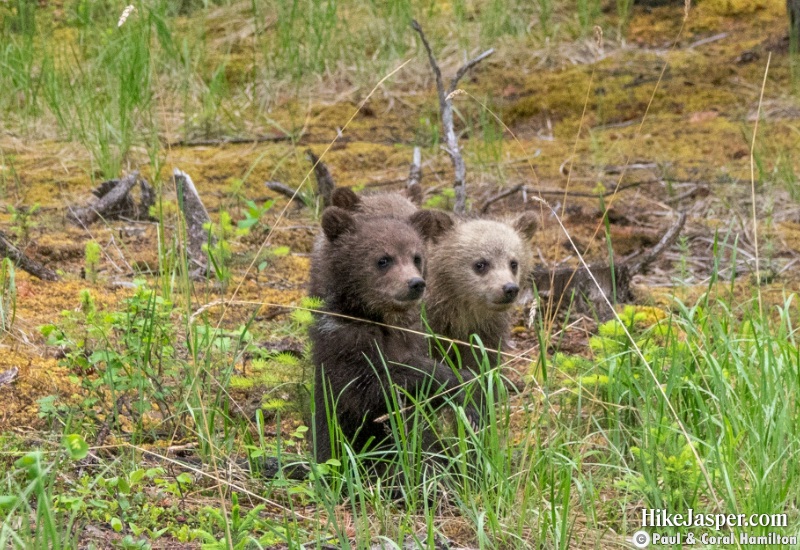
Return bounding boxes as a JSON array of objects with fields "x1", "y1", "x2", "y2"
[{"x1": 118, "y1": 5, "x2": 135, "y2": 28}]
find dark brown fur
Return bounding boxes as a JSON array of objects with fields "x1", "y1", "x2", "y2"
[
  {"x1": 323, "y1": 188, "x2": 540, "y2": 374},
  {"x1": 308, "y1": 188, "x2": 451, "y2": 299},
  {"x1": 310, "y1": 207, "x2": 473, "y2": 463}
]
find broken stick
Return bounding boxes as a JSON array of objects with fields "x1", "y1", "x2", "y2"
[
  {"x1": 0, "y1": 230, "x2": 59, "y2": 281},
  {"x1": 407, "y1": 146, "x2": 423, "y2": 205},
  {"x1": 173, "y1": 168, "x2": 215, "y2": 276},
  {"x1": 411, "y1": 19, "x2": 494, "y2": 214},
  {"x1": 532, "y1": 211, "x2": 687, "y2": 319},
  {"x1": 266, "y1": 181, "x2": 307, "y2": 206},
  {"x1": 306, "y1": 149, "x2": 335, "y2": 207}
]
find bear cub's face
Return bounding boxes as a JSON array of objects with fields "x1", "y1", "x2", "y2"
[
  {"x1": 464, "y1": 222, "x2": 527, "y2": 311},
  {"x1": 321, "y1": 207, "x2": 434, "y2": 313},
  {"x1": 432, "y1": 213, "x2": 537, "y2": 313}
]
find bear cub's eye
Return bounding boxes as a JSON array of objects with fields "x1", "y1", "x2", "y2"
[
  {"x1": 510, "y1": 260, "x2": 519, "y2": 274},
  {"x1": 473, "y1": 259, "x2": 489, "y2": 274},
  {"x1": 413, "y1": 255, "x2": 422, "y2": 269},
  {"x1": 377, "y1": 256, "x2": 393, "y2": 270}
]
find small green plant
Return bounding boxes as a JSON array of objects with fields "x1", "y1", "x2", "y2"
[
  {"x1": 40, "y1": 283, "x2": 185, "y2": 436},
  {"x1": 577, "y1": 0, "x2": 602, "y2": 36},
  {"x1": 84, "y1": 240, "x2": 102, "y2": 283},
  {"x1": 616, "y1": 0, "x2": 634, "y2": 37},
  {"x1": 0, "y1": 436, "x2": 88, "y2": 548},
  {"x1": 203, "y1": 211, "x2": 244, "y2": 286},
  {"x1": 237, "y1": 198, "x2": 275, "y2": 232},
  {"x1": 6, "y1": 203, "x2": 40, "y2": 246},
  {"x1": 191, "y1": 492, "x2": 285, "y2": 549}
]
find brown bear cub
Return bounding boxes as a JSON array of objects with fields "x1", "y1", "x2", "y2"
[
  {"x1": 320, "y1": 187, "x2": 538, "y2": 375},
  {"x1": 424, "y1": 214, "x2": 538, "y2": 374},
  {"x1": 308, "y1": 189, "x2": 420, "y2": 300},
  {"x1": 310, "y1": 206, "x2": 475, "y2": 464}
]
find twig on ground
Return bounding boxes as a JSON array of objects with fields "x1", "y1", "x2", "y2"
[
  {"x1": 411, "y1": 19, "x2": 494, "y2": 214},
  {"x1": 266, "y1": 181, "x2": 307, "y2": 206},
  {"x1": 306, "y1": 149, "x2": 335, "y2": 207},
  {"x1": 166, "y1": 133, "x2": 292, "y2": 148},
  {"x1": 626, "y1": 211, "x2": 688, "y2": 273},
  {"x1": 406, "y1": 146, "x2": 423, "y2": 205},
  {"x1": 687, "y1": 32, "x2": 728, "y2": 49},
  {"x1": 173, "y1": 169, "x2": 214, "y2": 277},
  {"x1": 0, "y1": 367, "x2": 19, "y2": 387},
  {"x1": 480, "y1": 180, "x2": 681, "y2": 213},
  {"x1": 0, "y1": 230, "x2": 59, "y2": 281}
]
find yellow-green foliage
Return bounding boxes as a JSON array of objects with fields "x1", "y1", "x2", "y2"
[
  {"x1": 291, "y1": 296, "x2": 323, "y2": 329},
  {"x1": 560, "y1": 305, "x2": 691, "y2": 387},
  {"x1": 84, "y1": 240, "x2": 101, "y2": 283},
  {"x1": 551, "y1": 352, "x2": 592, "y2": 374},
  {"x1": 423, "y1": 188, "x2": 455, "y2": 210},
  {"x1": 618, "y1": 423, "x2": 716, "y2": 507}
]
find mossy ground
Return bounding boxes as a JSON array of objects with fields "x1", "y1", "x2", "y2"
[{"x1": 1, "y1": 0, "x2": 799, "y2": 546}]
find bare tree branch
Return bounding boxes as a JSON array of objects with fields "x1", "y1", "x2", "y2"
[
  {"x1": 266, "y1": 181, "x2": 306, "y2": 206},
  {"x1": 412, "y1": 19, "x2": 493, "y2": 214},
  {"x1": 450, "y1": 48, "x2": 495, "y2": 93},
  {"x1": 306, "y1": 150, "x2": 335, "y2": 207},
  {"x1": 406, "y1": 147, "x2": 423, "y2": 205},
  {"x1": 626, "y1": 211, "x2": 687, "y2": 274}
]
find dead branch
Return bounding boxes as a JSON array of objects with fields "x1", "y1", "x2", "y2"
[
  {"x1": 480, "y1": 184, "x2": 525, "y2": 214},
  {"x1": 626, "y1": 211, "x2": 687, "y2": 274},
  {"x1": 306, "y1": 149, "x2": 335, "y2": 207},
  {"x1": 411, "y1": 19, "x2": 494, "y2": 214},
  {"x1": 173, "y1": 168, "x2": 214, "y2": 276},
  {"x1": 67, "y1": 171, "x2": 140, "y2": 226},
  {"x1": 266, "y1": 181, "x2": 306, "y2": 206},
  {"x1": 480, "y1": 180, "x2": 665, "y2": 214},
  {"x1": 406, "y1": 146, "x2": 423, "y2": 205},
  {"x1": 531, "y1": 212, "x2": 687, "y2": 319},
  {"x1": 0, "y1": 230, "x2": 59, "y2": 281},
  {"x1": 166, "y1": 133, "x2": 292, "y2": 148}
]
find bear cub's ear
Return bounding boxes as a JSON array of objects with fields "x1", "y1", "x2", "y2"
[
  {"x1": 321, "y1": 207, "x2": 357, "y2": 241},
  {"x1": 408, "y1": 209, "x2": 455, "y2": 243},
  {"x1": 513, "y1": 211, "x2": 538, "y2": 240},
  {"x1": 330, "y1": 187, "x2": 361, "y2": 211}
]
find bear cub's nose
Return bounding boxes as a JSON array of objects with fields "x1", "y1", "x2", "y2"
[
  {"x1": 407, "y1": 277, "x2": 426, "y2": 299},
  {"x1": 502, "y1": 283, "x2": 519, "y2": 302}
]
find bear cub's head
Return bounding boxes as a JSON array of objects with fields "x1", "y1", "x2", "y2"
[
  {"x1": 429, "y1": 212, "x2": 538, "y2": 313},
  {"x1": 320, "y1": 206, "x2": 450, "y2": 317}
]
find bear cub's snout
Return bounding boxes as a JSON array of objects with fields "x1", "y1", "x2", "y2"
[{"x1": 501, "y1": 282, "x2": 519, "y2": 303}]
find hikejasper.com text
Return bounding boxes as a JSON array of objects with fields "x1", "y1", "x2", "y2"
[{"x1": 641, "y1": 509, "x2": 787, "y2": 532}]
